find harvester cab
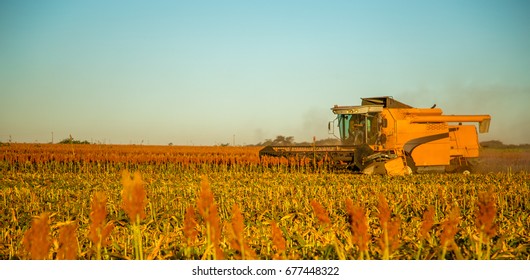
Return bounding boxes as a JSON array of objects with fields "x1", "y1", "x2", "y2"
[{"x1": 330, "y1": 104, "x2": 384, "y2": 146}]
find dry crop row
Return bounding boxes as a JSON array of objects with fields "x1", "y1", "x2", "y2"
[
  {"x1": 1, "y1": 165, "x2": 529, "y2": 260},
  {"x1": 0, "y1": 143, "x2": 325, "y2": 173},
  {"x1": 3, "y1": 143, "x2": 529, "y2": 173}
]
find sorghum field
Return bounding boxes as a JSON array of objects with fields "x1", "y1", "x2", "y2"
[{"x1": 1, "y1": 143, "x2": 529, "y2": 260}]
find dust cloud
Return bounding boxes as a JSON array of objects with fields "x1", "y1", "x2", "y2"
[
  {"x1": 301, "y1": 107, "x2": 333, "y2": 142},
  {"x1": 396, "y1": 83, "x2": 530, "y2": 145}
]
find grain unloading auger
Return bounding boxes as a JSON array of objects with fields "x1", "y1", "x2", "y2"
[{"x1": 259, "y1": 96, "x2": 491, "y2": 175}]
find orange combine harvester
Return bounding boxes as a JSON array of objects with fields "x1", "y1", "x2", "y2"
[{"x1": 260, "y1": 97, "x2": 491, "y2": 175}]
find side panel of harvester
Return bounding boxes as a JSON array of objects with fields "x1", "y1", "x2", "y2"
[
  {"x1": 448, "y1": 125, "x2": 480, "y2": 158},
  {"x1": 380, "y1": 106, "x2": 491, "y2": 172},
  {"x1": 410, "y1": 115, "x2": 490, "y2": 170}
]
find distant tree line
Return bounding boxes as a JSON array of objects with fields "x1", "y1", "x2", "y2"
[
  {"x1": 5, "y1": 136, "x2": 526, "y2": 148},
  {"x1": 480, "y1": 140, "x2": 530, "y2": 149},
  {"x1": 58, "y1": 136, "x2": 90, "y2": 145}
]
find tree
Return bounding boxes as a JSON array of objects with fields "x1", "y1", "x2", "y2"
[{"x1": 58, "y1": 135, "x2": 90, "y2": 144}]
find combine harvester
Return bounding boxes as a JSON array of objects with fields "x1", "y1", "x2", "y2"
[{"x1": 259, "y1": 97, "x2": 491, "y2": 175}]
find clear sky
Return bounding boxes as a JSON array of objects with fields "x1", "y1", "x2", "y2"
[{"x1": 1, "y1": 0, "x2": 529, "y2": 145}]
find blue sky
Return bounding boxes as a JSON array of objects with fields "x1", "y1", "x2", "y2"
[{"x1": 1, "y1": 0, "x2": 529, "y2": 145}]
